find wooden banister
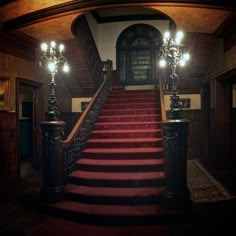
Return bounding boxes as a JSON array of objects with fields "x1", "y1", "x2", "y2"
[
  {"x1": 62, "y1": 60, "x2": 112, "y2": 174},
  {"x1": 63, "y1": 75, "x2": 109, "y2": 147},
  {"x1": 159, "y1": 71, "x2": 167, "y2": 121}
]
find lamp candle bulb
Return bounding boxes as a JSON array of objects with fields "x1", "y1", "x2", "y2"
[
  {"x1": 183, "y1": 53, "x2": 190, "y2": 61},
  {"x1": 59, "y1": 44, "x2": 64, "y2": 52},
  {"x1": 159, "y1": 59, "x2": 167, "y2": 68},
  {"x1": 63, "y1": 63, "x2": 69, "y2": 73},
  {"x1": 175, "y1": 31, "x2": 184, "y2": 45},
  {"x1": 41, "y1": 43, "x2": 48, "y2": 52},
  {"x1": 164, "y1": 31, "x2": 170, "y2": 41},
  {"x1": 50, "y1": 41, "x2": 56, "y2": 48}
]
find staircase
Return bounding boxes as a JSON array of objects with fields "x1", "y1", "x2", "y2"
[{"x1": 49, "y1": 89, "x2": 166, "y2": 225}]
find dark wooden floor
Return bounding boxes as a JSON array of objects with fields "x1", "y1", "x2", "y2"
[
  {"x1": 0, "y1": 160, "x2": 236, "y2": 236},
  {"x1": 0, "y1": 160, "x2": 46, "y2": 236}
]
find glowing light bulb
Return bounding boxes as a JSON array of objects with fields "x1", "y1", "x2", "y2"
[
  {"x1": 183, "y1": 53, "x2": 190, "y2": 61},
  {"x1": 175, "y1": 31, "x2": 184, "y2": 44},
  {"x1": 179, "y1": 59, "x2": 186, "y2": 67},
  {"x1": 41, "y1": 43, "x2": 48, "y2": 52},
  {"x1": 159, "y1": 59, "x2": 167, "y2": 68},
  {"x1": 164, "y1": 31, "x2": 170, "y2": 41},
  {"x1": 59, "y1": 44, "x2": 64, "y2": 52},
  {"x1": 48, "y1": 62, "x2": 56, "y2": 73},
  {"x1": 63, "y1": 63, "x2": 69, "y2": 73},
  {"x1": 50, "y1": 41, "x2": 56, "y2": 48}
]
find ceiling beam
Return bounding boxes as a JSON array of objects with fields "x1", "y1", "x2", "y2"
[
  {"x1": 2, "y1": 0, "x2": 235, "y2": 32},
  {"x1": 91, "y1": 10, "x2": 170, "y2": 23},
  {"x1": 0, "y1": 0, "x2": 16, "y2": 7}
]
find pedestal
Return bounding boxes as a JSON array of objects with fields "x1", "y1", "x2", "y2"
[
  {"x1": 161, "y1": 119, "x2": 191, "y2": 210},
  {"x1": 40, "y1": 120, "x2": 65, "y2": 202}
]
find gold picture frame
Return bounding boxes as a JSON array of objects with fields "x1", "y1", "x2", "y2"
[{"x1": 0, "y1": 76, "x2": 10, "y2": 110}]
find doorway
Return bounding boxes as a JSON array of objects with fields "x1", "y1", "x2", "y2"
[
  {"x1": 16, "y1": 78, "x2": 43, "y2": 182},
  {"x1": 231, "y1": 84, "x2": 236, "y2": 168},
  {"x1": 116, "y1": 24, "x2": 162, "y2": 85}
]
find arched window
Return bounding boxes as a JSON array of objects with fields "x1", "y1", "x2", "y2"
[{"x1": 116, "y1": 24, "x2": 162, "y2": 85}]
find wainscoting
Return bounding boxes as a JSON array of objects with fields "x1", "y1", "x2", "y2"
[{"x1": 183, "y1": 109, "x2": 201, "y2": 160}]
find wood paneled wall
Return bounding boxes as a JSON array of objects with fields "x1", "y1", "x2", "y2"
[
  {"x1": 176, "y1": 33, "x2": 218, "y2": 94},
  {"x1": 232, "y1": 108, "x2": 236, "y2": 167},
  {"x1": 183, "y1": 110, "x2": 201, "y2": 160},
  {"x1": 0, "y1": 111, "x2": 18, "y2": 194}
]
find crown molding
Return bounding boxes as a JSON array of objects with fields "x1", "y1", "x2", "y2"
[{"x1": 2, "y1": 0, "x2": 235, "y2": 32}]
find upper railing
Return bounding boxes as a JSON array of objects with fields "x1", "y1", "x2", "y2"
[
  {"x1": 72, "y1": 15, "x2": 103, "y2": 87},
  {"x1": 62, "y1": 60, "x2": 112, "y2": 175}
]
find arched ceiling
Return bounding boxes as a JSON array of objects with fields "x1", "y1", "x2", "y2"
[
  {"x1": 0, "y1": 0, "x2": 234, "y2": 42},
  {"x1": 150, "y1": 6, "x2": 230, "y2": 33},
  {"x1": 21, "y1": 14, "x2": 79, "y2": 41},
  {"x1": 0, "y1": 0, "x2": 71, "y2": 21}
]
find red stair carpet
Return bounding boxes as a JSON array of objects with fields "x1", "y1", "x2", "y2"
[{"x1": 31, "y1": 89, "x2": 167, "y2": 235}]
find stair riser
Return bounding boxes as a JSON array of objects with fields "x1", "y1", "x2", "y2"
[
  {"x1": 97, "y1": 116, "x2": 160, "y2": 122},
  {"x1": 103, "y1": 103, "x2": 159, "y2": 109},
  {"x1": 76, "y1": 164, "x2": 164, "y2": 173},
  {"x1": 100, "y1": 109, "x2": 159, "y2": 116},
  {"x1": 95, "y1": 123, "x2": 161, "y2": 130},
  {"x1": 86, "y1": 140, "x2": 163, "y2": 149},
  {"x1": 68, "y1": 177, "x2": 165, "y2": 188},
  {"x1": 45, "y1": 206, "x2": 168, "y2": 225},
  {"x1": 90, "y1": 131, "x2": 161, "y2": 139},
  {"x1": 106, "y1": 98, "x2": 159, "y2": 104},
  {"x1": 65, "y1": 193, "x2": 164, "y2": 205},
  {"x1": 81, "y1": 152, "x2": 163, "y2": 159},
  {"x1": 109, "y1": 92, "x2": 158, "y2": 97}
]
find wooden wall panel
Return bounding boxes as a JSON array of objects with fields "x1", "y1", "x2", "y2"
[
  {"x1": 165, "y1": 33, "x2": 219, "y2": 94},
  {"x1": 183, "y1": 110, "x2": 201, "y2": 160},
  {"x1": 0, "y1": 31, "x2": 37, "y2": 62},
  {"x1": 0, "y1": 111, "x2": 18, "y2": 195},
  {"x1": 200, "y1": 82, "x2": 211, "y2": 166},
  {"x1": 232, "y1": 108, "x2": 236, "y2": 167},
  {"x1": 214, "y1": 79, "x2": 231, "y2": 167}
]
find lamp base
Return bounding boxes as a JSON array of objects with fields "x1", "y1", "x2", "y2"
[{"x1": 168, "y1": 109, "x2": 184, "y2": 120}]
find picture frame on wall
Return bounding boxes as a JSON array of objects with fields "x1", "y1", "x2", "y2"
[
  {"x1": 81, "y1": 101, "x2": 90, "y2": 112},
  {"x1": 0, "y1": 76, "x2": 10, "y2": 111},
  {"x1": 179, "y1": 98, "x2": 191, "y2": 109}
]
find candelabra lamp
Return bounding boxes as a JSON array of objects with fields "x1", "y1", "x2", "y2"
[
  {"x1": 39, "y1": 41, "x2": 69, "y2": 121},
  {"x1": 159, "y1": 31, "x2": 190, "y2": 119}
]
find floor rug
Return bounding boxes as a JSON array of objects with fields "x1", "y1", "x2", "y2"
[{"x1": 187, "y1": 159, "x2": 232, "y2": 202}]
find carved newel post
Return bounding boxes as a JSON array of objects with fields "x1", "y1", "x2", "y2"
[
  {"x1": 162, "y1": 119, "x2": 191, "y2": 210},
  {"x1": 159, "y1": 31, "x2": 191, "y2": 210},
  {"x1": 39, "y1": 41, "x2": 69, "y2": 202},
  {"x1": 40, "y1": 121, "x2": 65, "y2": 202}
]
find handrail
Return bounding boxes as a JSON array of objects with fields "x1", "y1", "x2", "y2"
[
  {"x1": 62, "y1": 60, "x2": 112, "y2": 174},
  {"x1": 159, "y1": 71, "x2": 167, "y2": 121},
  {"x1": 63, "y1": 66, "x2": 111, "y2": 147}
]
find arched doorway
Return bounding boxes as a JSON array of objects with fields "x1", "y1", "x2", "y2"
[{"x1": 116, "y1": 24, "x2": 162, "y2": 86}]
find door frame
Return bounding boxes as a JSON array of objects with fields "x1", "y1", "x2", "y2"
[
  {"x1": 16, "y1": 78, "x2": 44, "y2": 175},
  {"x1": 214, "y1": 69, "x2": 236, "y2": 168},
  {"x1": 116, "y1": 23, "x2": 162, "y2": 85}
]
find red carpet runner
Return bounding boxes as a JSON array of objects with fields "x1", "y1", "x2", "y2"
[{"x1": 35, "y1": 89, "x2": 167, "y2": 233}]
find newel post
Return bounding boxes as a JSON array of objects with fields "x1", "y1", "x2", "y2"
[
  {"x1": 40, "y1": 121, "x2": 65, "y2": 202},
  {"x1": 161, "y1": 119, "x2": 191, "y2": 210}
]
